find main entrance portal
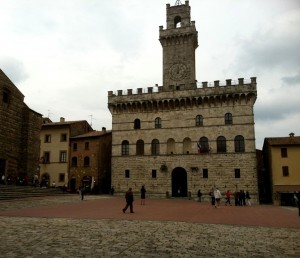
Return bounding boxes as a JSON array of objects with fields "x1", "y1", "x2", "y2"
[{"x1": 172, "y1": 167, "x2": 187, "y2": 197}]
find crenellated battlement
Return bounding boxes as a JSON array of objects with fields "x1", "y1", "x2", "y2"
[{"x1": 108, "y1": 77, "x2": 256, "y2": 97}]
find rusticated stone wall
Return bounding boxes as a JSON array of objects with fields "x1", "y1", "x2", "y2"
[
  {"x1": 0, "y1": 69, "x2": 42, "y2": 181},
  {"x1": 108, "y1": 79, "x2": 259, "y2": 202}
]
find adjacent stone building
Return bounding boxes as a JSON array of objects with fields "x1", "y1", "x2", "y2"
[
  {"x1": 39, "y1": 117, "x2": 93, "y2": 188},
  {"x1": 0, "y1": 69, "x2": 42, "y2": 183},
  {"x1": 262, "y1": 133, "x2": 300, "y2": 206},
  {"x1": 108, "y1": 1, "x2": 258, "y2": 201},
  {"x1": 69, "y1": 128, "x2": 112, "y2": 193}
]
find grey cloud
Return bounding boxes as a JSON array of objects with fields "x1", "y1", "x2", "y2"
[
  {"x1": 255, "y1": 79, "x2": 300, "y2": 123},
  {"x1": 235, "y1": 32, "x2": 300, "y2": 73},
  {"x1": 0, "y1": 57, "x2": 28, "y2": 83},
  {"x1": 282, "y1": 71, "x2": 300, "y2": 85}
]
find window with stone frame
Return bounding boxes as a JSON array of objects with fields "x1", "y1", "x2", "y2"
[
  {"x1": 134, "y1": 119, "x2": 141, "y2": 129},
  {"x1": 225, "y1": 113, "x2": 233, "y2": 125},
  {"x1": 43, "y1": 152, "x2": 50, "y2": 163},
  {"x1": 71, "y1": 157, "x2": 77, "y2": 167},
  {"x1": 122, "y1": 140, "x2": 129, "y2": 156},
  {"x1": 60, "y1": 133, "x2": 67, "y2": 142},
  {"x1": 155, "y1": 117, "x2": 162, "y2": 128},
  {"x1": 151, "y1": 139, "x2": 160, "y2": 155},
  {"x1": 84, "y1": 156, "x2": 90, "y2": 167},
  {"x1": 281, "y1": 148, "x2": 287, "y2": 158},
  {"x1": 183, "y1": 137, "x2": 192, "y2": 154},
  {"x1": 195, "y1": 115, "x2": 203, "y2": 126},
  {"x1": 199, "y1": 137, "x2": 209, "y2": 153},
  {"x1": 217, "y1": 136, "x2": 227, "y2": 153},
  {"x1": 59, "y1": 151, "x2": 67, "y2": 162},
  {"x1": 2, "y1": 88, "x2": 11, "y2": 106},
  {"x1": 45, "y1": 134, "x2": 51, "y2": 143},
  {"x1": 203, "y1": 169, "x2": 208, "y2": 178},
  {"x1": 234, "y1": 135, "x2": 245, "y2": 152},
  {"x1": 59, "y1": 173, "x2": 65, "y2": 182},
  {"x1": 167, "y1": 138, "x2": 175, "y2": 154},
  {"x1": 152, "y1": 169, "x2": 157, "y2": 178},
  {"x1": 235, "y1": 169, "x2": 241, "y2": 178},
  {"x1": 282, "y1": 166, "x2": 289, "y2": 177},
  {"x1": 125, "y1": 169, "x2": 130, "y2": 178},
  {"x1": 136, "y1": 140, "x2": 144, "y2": 155},
  {"x1": 73, "y1": 143, "x2": 77, "y2": 151}
]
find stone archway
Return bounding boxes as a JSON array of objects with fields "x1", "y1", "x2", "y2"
[{"x1": 172, "y1": 167, "x2": 187, "y2": 197}]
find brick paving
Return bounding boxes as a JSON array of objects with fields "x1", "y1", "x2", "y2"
[{"x1": 0, "y1": 195, "x2": 299, "y2": 257}]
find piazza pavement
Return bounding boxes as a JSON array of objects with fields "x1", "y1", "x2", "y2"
[{"x1": 0, "y1": 194, "x2": 299, "y2": 257}]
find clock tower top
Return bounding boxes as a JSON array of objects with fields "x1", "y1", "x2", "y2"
[{"x1": 159, "y1": 1, "x2": 198, "y2": 91}]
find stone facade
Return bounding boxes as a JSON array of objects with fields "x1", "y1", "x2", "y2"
[
  {"x1": 69, "y1": 128, "x2": 112, "y2": 193},
  {"x1": 0, "y1": 69, "x2": 42, "y2": 182},
  {"x1": 108, "y1": 1, "x2": 258, "y2": 202}
]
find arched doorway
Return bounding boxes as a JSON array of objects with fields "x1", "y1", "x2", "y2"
[{"x1": 172, "y1": 167, "x2": 187, "y2": 197}]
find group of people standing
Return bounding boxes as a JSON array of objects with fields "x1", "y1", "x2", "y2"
[{"x1": 206, "y1": 188, "x2": 251, "y2": 207}]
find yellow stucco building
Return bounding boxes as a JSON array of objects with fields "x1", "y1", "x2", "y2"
[{"x1": 262, "y1": 133, "x2": 300, "y2": 205}]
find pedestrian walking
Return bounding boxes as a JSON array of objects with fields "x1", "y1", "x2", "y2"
[
  {"x1": 214, "y1": 188, "x2": 222, "y2": 208},
  {"x1": 123, "y1": 187, "x2": 134, "y2": 213},
  {"x1": 80, "y1": 186, "x2": 85, "y2": 200},
  {"x1": 294, "y1": 192, "x2": 300, "y2": 217},
  {"x1": 197, "y1": 189, "x2": 202, "y2": 202},
  {"x1": 140, "y1": 185, "x2": 146, "y2": 205},
  {"x1": 246, "y1": 191, "x2": 251, "y2": 206},
  {"x1": 225, "y1": 190, "x2": 232, "y2": 206}
]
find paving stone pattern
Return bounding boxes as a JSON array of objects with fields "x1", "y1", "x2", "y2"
[{"x1": 0, "y1": 196, "x2": 299, "y2": 257}]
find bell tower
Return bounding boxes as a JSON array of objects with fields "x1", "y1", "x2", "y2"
[{"x1": 159, "y1": 1, "x2": 198, "y2": 90}]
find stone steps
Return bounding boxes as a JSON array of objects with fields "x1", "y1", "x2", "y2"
[{"x1": 0, "y1": 185, "x2": 67, "y2": 200}]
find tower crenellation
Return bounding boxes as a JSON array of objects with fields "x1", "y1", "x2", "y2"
[{"x1": 108, "y1": 77, "x2": 256, "y2": 97}]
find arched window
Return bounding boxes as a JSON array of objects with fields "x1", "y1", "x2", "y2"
[
  {"x1": 225, "y1": 113, "x2": 233, "y2": 125},
  {"x1": 136, "y1": 140, "x2": 144, "y2": 155},
  {"x1": 183, "y1": 137, "x2": 191, "y2": 154},
  {"x1": 83, "y1": 156, "x2": 90, "y2": 167},
  {"x1": 71, "y1": 157, "x2": 77, "y2": 167},
  {"x1": 235, "y1": 135, "x2": 245, "y2": 152},
  {"x1": 134, "y1": 119, "x2": 141, "y2": 129},
  {"x1": 167, "y1": 138, "x2": 175, "y2": 154},
  {"x1": 151, "y1": 139, "x2": 160, "y2": 155},
  {"x1": 196, "y1": 115, "x2": 203, "y2": 126},
  {"x1": 174, "y1": 15, "x2": 181, "y2": 28},
  {"x1": 121, "y1": 140, "x2": 129, "y2": 156},
  {"x1": 217, "y1": 136, "x2": 227, "y2": 153},
  {"x1": 155, "y1": 117, "x2": 161, "y2": 128},
  {"x1": 199, "y1": 137, "x2": 209, "y2": 153}
]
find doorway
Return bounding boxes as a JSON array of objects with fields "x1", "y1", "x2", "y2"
[{"x1": 172, "y1": 167, "x2": 187, "y2": 197}]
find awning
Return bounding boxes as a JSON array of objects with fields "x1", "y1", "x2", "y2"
[{"x1": 273, "y1": 185, "x2": 300, "y2": 192}]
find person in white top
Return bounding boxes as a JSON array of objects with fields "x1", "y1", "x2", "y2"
[{"x1": 214, "y1": 188, "x2": 222, "y2": 208}]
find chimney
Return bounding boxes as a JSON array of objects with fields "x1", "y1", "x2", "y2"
[
  {"x1": 60, "y1": 117, "x2": 65, "y2": 123},
  {"x1": 102, "y1": 127, "x2": 106, "y2": 132},
  {"x1": 289, "y1": 132, "x2": 295, "y2": 137}
]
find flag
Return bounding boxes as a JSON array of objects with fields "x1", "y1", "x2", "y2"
[{"x1": 197, "y1": 142, "x2": 202, "y2": 153}]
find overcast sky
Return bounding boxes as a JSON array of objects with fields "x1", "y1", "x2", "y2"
[{"x1": 1, "y1": 0, "x2": 300, "y2": 149}]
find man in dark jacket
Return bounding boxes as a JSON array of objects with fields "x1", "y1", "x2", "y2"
[{"x1": 122, "y1": 188, "x2": 134, "y2": 213}]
